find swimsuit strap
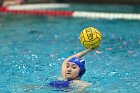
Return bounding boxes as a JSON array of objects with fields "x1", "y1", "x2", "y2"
[{"x1": 49, "y1": 80, "x2": 70, "y2": 88}]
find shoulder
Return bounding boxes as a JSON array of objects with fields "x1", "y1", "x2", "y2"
[
  {"x1": 70, "y1": 80, "x2": 91, "y2": 92},
  {"x1": 80, "y1": 80, "x2": 92, "y2": 86},
  {"x1": 71, "y1": 80, "x2": 91, "y2": 88}
]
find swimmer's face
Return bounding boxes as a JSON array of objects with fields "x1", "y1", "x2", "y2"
[{"x1": 65, "y1": 62, "x2": 80, "y2": 80}]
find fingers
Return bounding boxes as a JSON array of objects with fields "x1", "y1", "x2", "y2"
[
  {"x1": 86, "y1": 46, "x2": 93, "y2": 52},
  {"x1": 90, "y1": 45, "x2": 100, "y2": 51}
]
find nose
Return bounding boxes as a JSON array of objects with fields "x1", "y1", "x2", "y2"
[{"x1": 67, "y1": 66, "x2": 72, "y2": 72}]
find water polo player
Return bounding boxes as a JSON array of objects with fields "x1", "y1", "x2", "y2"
[
  {"x1": 59, "y1": 47, "x2": 95, "y2": 90},
  {"x1": 49, "y1": 26, "x2": 102, "y2": 91}
]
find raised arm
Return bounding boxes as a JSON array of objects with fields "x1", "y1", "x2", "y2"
[{"x1": 61, "y1": 47, "x2": 93, "y2": 79}]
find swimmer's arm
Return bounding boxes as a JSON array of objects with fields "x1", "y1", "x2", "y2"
[
  {"x1": 61, "y1": 47, "x2": 93, "y2": 79},
  {"x1": 64, "y1": 46, "x2": 93, "y2": 63}
]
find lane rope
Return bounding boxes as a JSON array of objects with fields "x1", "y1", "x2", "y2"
[
  {"x1": 0, "y1": 4, "x2": 140, "y2": 20},
  {"x1": 0, "y1": 7, "x2": 73, "y2": 16}
]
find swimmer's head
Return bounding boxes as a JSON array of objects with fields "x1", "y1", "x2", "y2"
[{"x1": 67, "y1": 57, "x2": 86, "y2": 79}]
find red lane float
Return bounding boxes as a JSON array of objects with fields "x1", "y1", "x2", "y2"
[{"x1": 0, "y1": 7, "x2": 73, "y2": 16}]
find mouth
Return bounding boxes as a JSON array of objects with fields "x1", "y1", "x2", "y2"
[{"x1": 66, "y1": 72, "x2": 71, "y2": 74}]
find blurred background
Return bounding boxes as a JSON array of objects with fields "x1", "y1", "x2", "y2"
[
  {"x1": 1, "y1": 0, "x2": 140, "y2": 6},
  {"x1": 28, "y1": 0, "x2": 140, "y2": 5}
]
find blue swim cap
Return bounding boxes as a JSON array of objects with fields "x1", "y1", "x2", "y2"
[{"x1": 68, "y1": 57, "x2": 86, "y2": 77}]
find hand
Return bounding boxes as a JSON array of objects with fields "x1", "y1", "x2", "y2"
[
  {"x1": 86, "y1": 46, "x2": 93, "y2": 52},
  {"x1": 94, "y1": 45, "x2": 100, "y2": 50},
  {"x1": 88, "y1": 45, "x2": 100, "y2": 52},
  {"x1": 92, "y1": 46, "x2": 102, "y2": 54}
]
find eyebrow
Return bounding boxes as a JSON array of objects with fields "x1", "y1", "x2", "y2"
[
  {"x1": 71, "y1": 64, "x2": 77, "y2": 67},
  {"x1": 67, "y1": 63, "x2": 77, "y2": 66}
]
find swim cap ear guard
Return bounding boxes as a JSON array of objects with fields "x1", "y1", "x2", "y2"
[
  {"x1": 68, "y1": 57, "x2": 86, "y2": 77},
  {"x1": 78, "y1": 67, "x2": 86, "y2": 77}
]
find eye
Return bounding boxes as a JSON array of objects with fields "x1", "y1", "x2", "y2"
[
  {"x1": 72, "y1": 67, "x2": 76, "y2": 69},
  {"x1": 66, "y1": 65, "x2": 69, "y2": 68},
  {"x1": 66, "y1": 64, "x2": 69, "y2": 68},
  {"x1": 72, "y1": 66, "x2": 77, "y2": 69}
]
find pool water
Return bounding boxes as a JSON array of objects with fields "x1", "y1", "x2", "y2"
[{"x1": 0, "y1": 4, "x2": 140, "y2": 93}]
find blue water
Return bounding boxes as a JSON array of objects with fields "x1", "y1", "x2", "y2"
[{"x1": 0, "y1": 4, "x2": 140, "y2": 93}]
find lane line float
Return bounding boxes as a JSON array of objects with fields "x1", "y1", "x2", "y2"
[{"x1": 0, "y1": 4, "x2": 140, "y2": 20}]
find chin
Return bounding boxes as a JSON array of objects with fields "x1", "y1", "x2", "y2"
[
  {"x1": 66, "y1": 77, "x2": 73, "y2": 81},
  {"x1": 66, "y1": 76, "x2": 73, "y2": 80}
]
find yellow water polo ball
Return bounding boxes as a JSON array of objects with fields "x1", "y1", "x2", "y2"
[{"x1": 79, "y1": 27, "x2": 102, "y2": 49}]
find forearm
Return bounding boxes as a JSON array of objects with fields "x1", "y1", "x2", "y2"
[
  {"x1": 74, "y1": 48, "x2": 92, "y2": 58},
  {"x1": 64, "y1": 47, "x2": 93, "y2": 63}
]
